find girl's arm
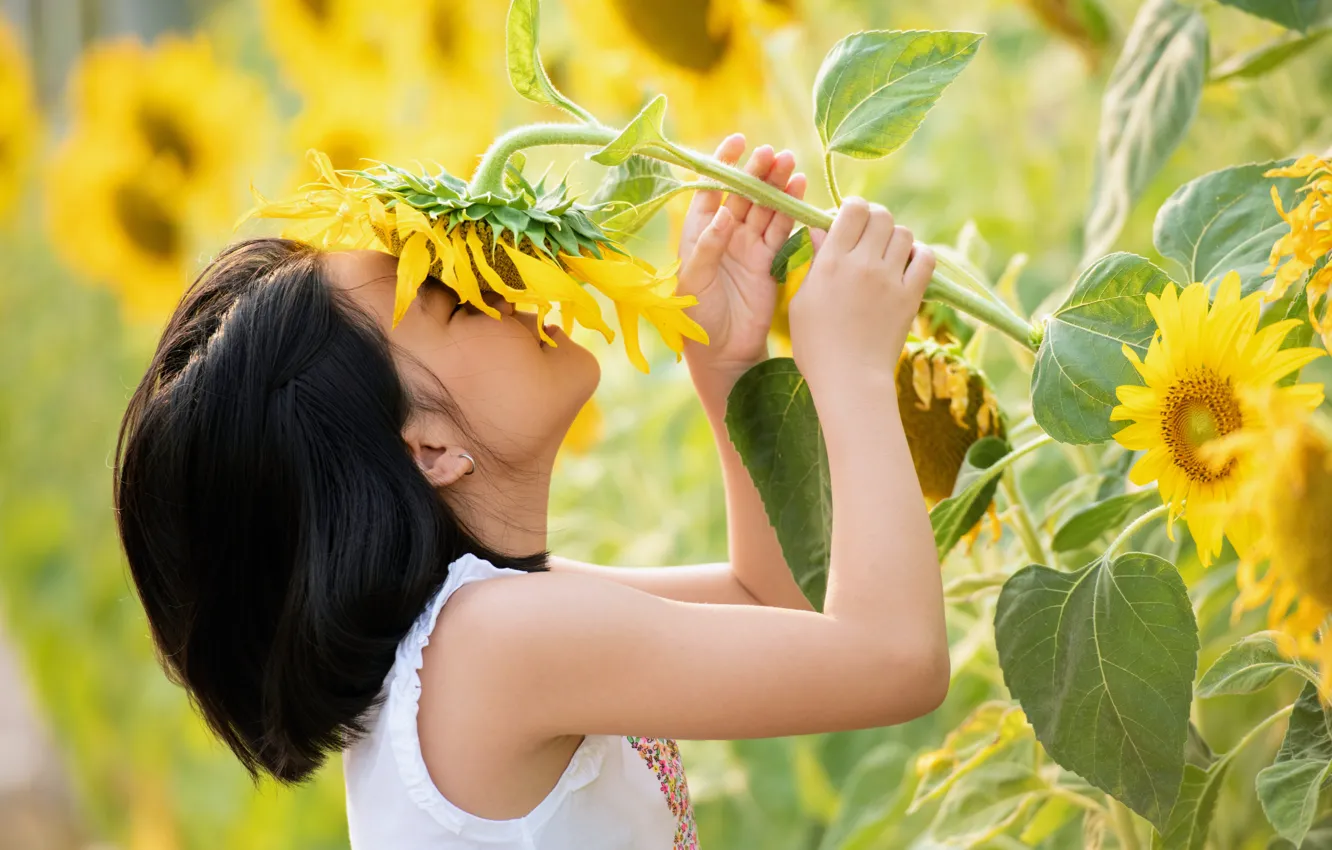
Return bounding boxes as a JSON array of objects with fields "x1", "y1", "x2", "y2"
[
  {"x1": 548, "y1": 137, "x2": 811, "y2": 610},
  {"x1": 435, "y1": 200, "x2": 950, "y2": 741}
]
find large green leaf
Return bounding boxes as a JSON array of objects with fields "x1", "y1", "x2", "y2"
[
  {"x1": 813, "y1": 30, "x2": 984, "y2": 160},
  {"x1": 1154, "y1": 160, "x2": 1306, "y2": 294},
  {"x1": 995, "y1": 553, "x2": 1200, "y2": 828},
  {"x1": 589, "y1": 95, "x2": 668, "y2": 166},
  {"x1": 1052, "y1": 490, "x2": 1159, "y2": 552},
  {"x1": 1084, "y1": 0, "x2": 1208, "y2": 260},
  {"x1": 1197, "y1": 632, "x2": 1317, "y2": 697},
  {"x1": 589, "y1": 156, "x2": 691, "y2": 240},
  {"x1": 1216, "y1": 0, "x2": 1332, "y2": 32},
  {"x1": 929, "y1": 436, "x2": 1012, "y2": 557},
  {"x1": 726, "y1": 359, "x2": 830, "y2": 610},
  {"x1": 1258, "y1": 683, "x2": 1332, "y2": 844},
  {"x1": 1031, "y1": 253, "x2": 1174, "y2": 444},
  {"x1": 1211, "y1": 27, "x2": 1332, "y2": 81},
  {"x1": 1153, "y1": 760, "x2": 1232, "y2": 850}
]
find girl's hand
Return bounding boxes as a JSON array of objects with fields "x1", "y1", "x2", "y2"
[
  {"x1": 677, "y1": 135, "x2": 807, "y2": 388},
  {"x1": 789, "y1": 198, "x2": 935, "y2": 402}
]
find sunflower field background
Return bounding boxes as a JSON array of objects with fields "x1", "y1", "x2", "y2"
[{"x1": 2, "y1": 0, "x2": 1332, "y2": 847}]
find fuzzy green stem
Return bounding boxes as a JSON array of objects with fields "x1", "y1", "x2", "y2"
[
  {"x1": 467, "y1": 123, "x2": 1039, "y2": 350},
  {"x1": 1108, "y1": 799, "x2": 1143, "y2": 850},
  {"x1": 1106, "y1": 503, "x2": 1170, "y2": 561},
  {"x1": 824, "y1": 152, "x2": 844, "y2": 207},
  {"x1": 1001, "y1": 473, "x2": 1048, "y2": 564},
  {"x1": 1226, "y1": 704, "x2": 1295, "y2": 763}
]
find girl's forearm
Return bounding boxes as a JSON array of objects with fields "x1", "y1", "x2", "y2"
[{"x1": 696, "y1": 371, "x2": 813, "y2": 611}]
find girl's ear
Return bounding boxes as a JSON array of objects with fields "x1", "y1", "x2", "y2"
[{"x1": 403, "y1": 425, "x2": 474, "y2": 488}]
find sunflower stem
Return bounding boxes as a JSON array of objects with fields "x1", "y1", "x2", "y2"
[
  {"x1": 1108, "y1": 799, "x2": 1143, "y2": 850},
  {"x1": 1001, "y1": 473, "x2": 1048, "y2": 564},
  {"x1": 824, "y1": 152, "x2": 844, "y2": 207},
  {"x1": 1106, "y1": 503, "x2": 1170, "y2": 561},
  {"x1": 467, "y1": 123, "x2": 1040, "y2": 351}
]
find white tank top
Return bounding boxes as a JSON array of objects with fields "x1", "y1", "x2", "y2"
[{"x1": 343, "y1": 553, "x2": 698, "y2": 850}]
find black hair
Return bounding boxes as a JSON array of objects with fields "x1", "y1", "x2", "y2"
[{"x1": 113, "y1": 238, "x2": 546, "y2": 784}]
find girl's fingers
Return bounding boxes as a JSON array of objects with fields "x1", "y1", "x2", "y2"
[
  {"x1": 723, "y1": 145, "x2": 775, "y2": 222},
  {"x1": 745, "y1": 150, "x2": 796, "y2": 234},
  {"x1": 825, "y1": 197, "x2": 870, "y2": 254},
  {"x1": 686, "y1": 134, "x2": 746, "y2": 221},
  {"x1": 883, "y1": 225, "x2": 914, "y2": 273},
  {"x1": 764, "y1": 172, "x2": 807, "y2": 250},
  {"x1": 856, "y1": 203, "x2": 896, "y2": 258},
  {"x1": 903, "y1": 243, "x2": 936, "y2": 293}
]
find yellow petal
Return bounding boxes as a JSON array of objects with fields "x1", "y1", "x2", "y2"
[{"x1": 394, "y1": 232, "x2": 430, "y2": 327}]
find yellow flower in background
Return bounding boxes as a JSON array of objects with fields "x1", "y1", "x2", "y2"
[
  {"x1": 0, "y1": 17, "x2": 38, "y2": 221},
  {"x1": 46, "y1": 138, "x2": 188, "y2": 321},
  {"x1": 1214, "y1": 396, "x2": 1332, "y2": 693},
  {"x1": 897, "y1": 340, "x2": 1004, "y2": 505},
  {"x1": 246, "y1": 151, "x2": 707, "y2": 371},
  {"x1": 560, "y1": 399, "x2": 605, "y2": 457},
  {"x1": 67, "y1": 35, "x2": 264, "y2": 222},
  {"x1": 1110, "y1": 273, "x2": 1325, "y2": 565},
  {"x1": 1266, "y1": 155, "x2": 1332, "y2": 346},
  {"x1": 261, "y1": 0, "x2": 387, "y2": 95},
  {"x1": 286, "y1": 86, "x2": 411, "y2": 187},
  {"x1": 563, "y1": 0, "x2": 785, "y2": 141}
]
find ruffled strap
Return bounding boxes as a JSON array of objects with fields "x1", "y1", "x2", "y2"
[{"x1": 383, "y1": 553, "x2": 612, "y2": 840}]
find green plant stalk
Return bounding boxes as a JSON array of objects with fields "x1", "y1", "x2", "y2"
[
  {"x1": 1108, "y1": 798, "x2": 1143, "y2": 850},
  {"x1": 469, "y1": 123, "x2": 1039, "y2": 350},
  {"x1": 1224, "y1": 703, "x2": 1295, "y2": 763},
  {"x1": 1106, "y1": 503, "x2": 1170, "y2": 561},
  {"x1": 1001, "y1": 473, "x2": 1048, "y2": 564},
  {"x1": 824, "y1": 151, "x2": 844, "y2": 207}
]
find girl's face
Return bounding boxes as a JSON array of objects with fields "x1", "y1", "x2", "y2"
[{"x1": 327, "y1": 250, "x2": 600, "y2": 464}]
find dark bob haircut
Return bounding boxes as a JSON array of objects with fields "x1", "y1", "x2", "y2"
[{"x1": 113, "y1": 238, "x2": 545, "y2": 784}]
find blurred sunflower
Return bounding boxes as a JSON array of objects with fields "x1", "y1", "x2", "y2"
[
  {"x1": 1265, "y1": 155, "x2": 1332, "y2": 347},
  {"x1": 1212, "y1": 395, "x2": 1332, "y2": 692},
  {"x1": 261, "y1": 0, "x2": 386, "y2": 94},
  {"x1": 46, "y1": 138, "x2": 188, "y2": 321},
  {"x1": 1110, "y1": 273, "x2": 1325, "y2": 565},
  {"x1": 563, "y1": 0, "x2": 785, "y2": 141},
  {"x1": 68, "y1": 35, "x2": 265, "y2": 222},
  {"x1": 247, "y1": 151, "x2": 706, "y2": 370},
  {"x1": 0, "y1": 18, "x2": 38, "y2": 221},
  {"x1": 286, "y1": 86, "x2": 408, "y2": 186}
]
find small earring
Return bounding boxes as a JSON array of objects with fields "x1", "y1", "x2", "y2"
[{"x1": 457, "y1": 451, "x2": 476, "y2": 476}]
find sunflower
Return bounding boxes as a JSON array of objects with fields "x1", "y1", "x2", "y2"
[
  {"x1": 46, "y1": 136, "x2": 189, "y2": 322},
  {"x1": 1212, "y1": 396, "x2": 1332, "y2": 692},
  {"x1": 246, "y1": 151, "x2": 707, "y2": 371},
  {"x1": 260, "y1": 0, "x2": 387, "y2": 95},
  {"x1": 1110, "y1": 273, "x2": 1326, "y2": 565},
  {"x1": 67, "y1": 35, "x2": 264, "y2": 223},
  {"x1": 0, "y1": 18, "x2": 37, "y2": 221},
  {"x1": 562, "y1": 0, "x2": 779, "y2": 141},
  {"x1": 286, "y1": 86, "x2": 411, "y2": 187},
  {"x1": 1265, "y1": 155, "x2": 1332, "y2": 347},
  {"x1": 897, "y1": 339, "x2": 1004, "y2": 504}
]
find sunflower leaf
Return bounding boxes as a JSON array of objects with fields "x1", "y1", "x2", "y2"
[
  {"x1": 1214, "y1": 0, "x2": 1332, "y2": 32},
  {"x1": 994, "y1": 552, "x2": 1199, "y2": 829},
  {"x1": 1030, "y1": 252, "x2": 1173, "y2": 445},
  {"x1": 1197, "y1": 633, "x2": 1318, "y2": 698},
  {"x1": 1051, "y1": 489, "x2": 1159, "y2": 552},
  {"x1": 589, "y1": 95, "x2": 669, "y2": 167},
  {"x1": 1083, "y1": 0, "x2": 1207, "y2": 262},
  {"x1": 1212, "y1": 27, "x2": 1332, "y2": 80},
  {"x1": 506, "y1": 0, "x2": 588, "y2": 117},
  {"x1": 813, "y1": 30, "x2": 984, "y2": 160},
  {"x1": 929, "y1": 436, "x2": 1011, "y2": 557},
  {"x1": 772, "y1": 227, "x2": 814, "y2": 284},
  {"x1": 590, "y1": 157, "x2": 690, "y2": 240},
  {"x1": 1152, "y1": 761, "x2": 1232, "y2": 850},
  {"x1": 1258, "y1": 686, "x2": 1332, "y2": 847},
  {"x1": 726, "y1": 358, "x2": 831, "y2": 610},
  {"x1": 1154, "y1": 159, "x2": 1305, "y2": 294}
]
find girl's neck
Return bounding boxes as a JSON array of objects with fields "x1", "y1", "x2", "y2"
[{"x1": 446, "y1": 457, "x2": 553, "y2": 558}]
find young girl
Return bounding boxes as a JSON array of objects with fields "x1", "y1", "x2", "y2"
[{"x1": 113, "y1": 136, "x2": 944, "y2": 850}]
